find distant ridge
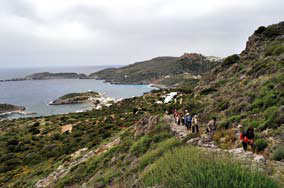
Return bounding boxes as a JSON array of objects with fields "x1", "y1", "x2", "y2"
[{"x1": 89, "y1": 53, "x2": 221, "y2": 86}]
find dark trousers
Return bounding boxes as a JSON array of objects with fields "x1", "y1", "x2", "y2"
[
  {"x1": 242, "y1": 142, "x2": 255, "y2": 152},
  {"x1": 177, "y1": 119, "x2": 180, "y2": 125},
  {"x1": 186, "y1": 123, "x2": 191, "y2": 130},
  {"x1": 192, "y1": 125, "x2": 199, "y2": 133}
]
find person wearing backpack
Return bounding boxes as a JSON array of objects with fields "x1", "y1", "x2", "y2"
[
  {"x1": 240, "y1": 127, "x2": 255, "y2": 152},
  {"x1": 184, "y1": 113, "x2": 192, "y2": 130}
]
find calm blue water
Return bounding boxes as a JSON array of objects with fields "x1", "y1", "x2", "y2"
[{"x1": 0, "y1": 67, "x2": 154, "y2": 118}]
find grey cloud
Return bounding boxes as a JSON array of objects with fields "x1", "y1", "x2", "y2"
[{"x1": 0, "y1": 0, "x2": 283, "y2": 68}]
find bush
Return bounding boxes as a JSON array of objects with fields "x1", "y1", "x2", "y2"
[
  {"x1": 262, "y1": 106, "x2": 279, "y2": 129},
  {"x1": 255, "y1": 139, "x2": 268, "y2": 152},
  {"x1": 130, "y1": 135, "x2": 152, "y2": 156},
  {"x1": 228, "y1": 115, "x2": 242, "y2": 123},
  {"x1": 265, "y1": 43, "x2": 284, "y2": 57},
  {"x1": 28, "y1": 127, "x2": 40, "y2": 135},
  {"x1": 222, "y1": 54, "x2": 240, "y2": 67},
  {"x1": 263, "y1": 25, "x2": 282, "y2": 38},
  {"x1": 217, "y1": 101, "x2": 229, "y2": 111},
  {"x1": 254, "y1": 26, "x2": 266, "y2": 35},
  {"x1": 272, "y1": 145, "x2": 284, "y2": 161},
  {"x1": 200, "y1": 87, "x2": 217, "y2": 95},
  {"x1": 138, "y1": 138, "x2": 181, "y2": 170},
  {"x1": 142, "y1": 146, "x2": 277, "y2": 188},
  {"x1": 32, "y1": 122, "x2": 40, "y2": 127}
]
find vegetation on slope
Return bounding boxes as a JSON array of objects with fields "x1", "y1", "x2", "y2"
[
  {"x1": 143, "y1": 146, "x2": 278, "y2": 188},
  {"x1": 0, "y1": 22, "x2": 283, "y2": 187},
  {"x1": 90, "y1": 53, "x2": 219, "y2": 86}
]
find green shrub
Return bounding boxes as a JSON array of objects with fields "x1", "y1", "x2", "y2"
[
  {"x1": 218, "y1": 120, "x2": 230, "y2": 129},
  {"x1": 142, "y1": 146, "x2": 278, "y2": 188},
  {"x1": 252, "y1": 89, "x2": 278, "y2": 110},
  {"x1": 200, "y1": 87, "x2": 217, "y2": 95},
  {"x1": 222, "y1": 54, "x2": 240, "y2": 67},
  {"x1": 28, "y1": 127, "x2": 40, "y2": 135},
  {"x1": 263, "y1": 25, "x2": 282, "y2": 38},
  {"x1": 262, "y1": 106, "x2": 279, "y2": 129},
  {"x1": 228, "y1": 115, "x2": 242, "y2": 123},
  {"x1": 265, "y1": 43, "x2": 284, "y2": 57},
  {"x1": 130, "y1": 135, "x2": 153, "y2": 156},
  {"x1": 254, "y1": 26, "x2": 266, "y2": 35},
  {"x1": 272, "y1": 145, "x2": 284, "y2": 161},
  {"x1": 255, "y1": 139, "x2": 268, "y2": 152},
  {"x1": 138, "y1": 138, "x2": 181, "y2": 170},
  {"x1": 217, "y1": 101, "x2": 229, "y2": 111}
]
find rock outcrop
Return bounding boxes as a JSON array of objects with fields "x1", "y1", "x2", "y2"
[
  {"x1": 135, "y1": 115, "x2": 160, "y2": 137},
  {"x1": 241, "y1": 21, "x2": 284, "y2": 60}
]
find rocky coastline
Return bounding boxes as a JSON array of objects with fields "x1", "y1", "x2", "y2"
[{"x1": 0, "y1": 103, "x2": 29, "y2": 118}]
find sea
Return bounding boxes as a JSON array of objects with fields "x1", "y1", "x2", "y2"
[{"x1": 0, "y1": 66, "x2": 154, "y2": 118}]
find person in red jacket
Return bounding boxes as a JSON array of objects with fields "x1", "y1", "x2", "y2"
[{"x1": 240, "y1": 127, "x2": 255, "y2": 152}]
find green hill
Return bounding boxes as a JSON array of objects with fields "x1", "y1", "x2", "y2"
[
  {"x1": 89, "y1": 53, "x2": 220, "y2": 86},
  {"x1": 0, "y1": 22, "x2": 283, "y2": 188}
]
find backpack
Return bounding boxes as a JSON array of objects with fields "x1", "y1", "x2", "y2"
[{"x1": 185, "y1": 115, "x2": 192, "y2": 125}]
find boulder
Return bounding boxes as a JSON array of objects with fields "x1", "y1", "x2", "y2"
[{"x1": 254, "y1": 155, "x2": 266, "y2": 163}]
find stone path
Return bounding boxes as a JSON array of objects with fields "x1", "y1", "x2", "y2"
[{"x1": 165, "y1": 114, "x2": 284, "y2": 184}]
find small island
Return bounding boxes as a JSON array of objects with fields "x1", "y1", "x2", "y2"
[
  {"x1": 1, "y1": 72, "x2": 89, "y2": 82},
  {"x1": 24, "y1": 72, "x2": 89, "y2": 80},
  {"x1": 0, "y1": 103, "x2": 26, "y2": 117},
  {"x1": 49, "y1": 91, "x2": 116, "y2": 110},
  {"x1": 50, "y1": 91, "x2": 100, "y2": 105}
]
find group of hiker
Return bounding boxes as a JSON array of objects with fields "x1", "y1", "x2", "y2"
[
  {"x1": 173, "y1": 109, "x2": 218, "y2": 135},
  {"x1": 173, "y1": 109, "x2": 200, "y2": 134},
  {"x1": 172, "y1": 109, "x2": 255, "y2": 152}
]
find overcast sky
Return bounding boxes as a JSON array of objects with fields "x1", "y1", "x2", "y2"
[{"x1": 0, "y1": 0, "x2": 283, "y2": 68}]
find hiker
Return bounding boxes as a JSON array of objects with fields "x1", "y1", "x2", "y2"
[
  {"x1": 192, "y1": 114, "x2": 199, "y2": 133},
  {"x1": 181, "y1": 110, "x2": 188, "y2": 126},
  {"x1": 174, "y1": 109, "x2": 181, "y2": 125},
  {"x1": 184, "y1": 113, "x2": 192, "y2": 130},
  {"x1": 177, "y1": 112, "x2": 181, "y2": 125},
  {"x1": 240, "y1": 126, "x2": 255, "y2": 152},
  {"x1": 180, "y1": 112, "x2": 185, "y2": 126},
  {"x1": 206, "y1": 117, "x2": 217, "y2": 134}
]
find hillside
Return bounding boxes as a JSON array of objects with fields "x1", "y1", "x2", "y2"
[
  {"x1": 89, "y1": 53, "x2": 220, "y2": 86},
  {"x1": 0, "y1": 22, "x2": 283, "y2": 188}
]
